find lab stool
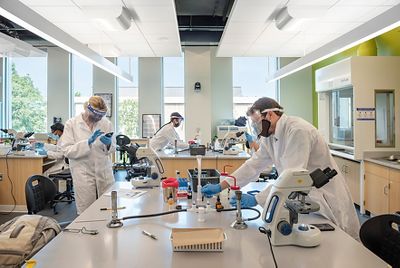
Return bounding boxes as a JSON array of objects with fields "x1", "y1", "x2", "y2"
[{"x1": 48, "y1": 169, "x2": 75, "y2": 204}]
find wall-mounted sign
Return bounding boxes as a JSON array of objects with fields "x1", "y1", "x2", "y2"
[{"x1": 356, "y1": 107, "x2": 375, "y2": 121}]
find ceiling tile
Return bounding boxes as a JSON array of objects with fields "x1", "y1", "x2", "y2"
[
  {"x1": 137, "y1": 22, "x2": 177, "y2": 34},
  {"x1": 69, "y1": 32, "x2": 113, "y2": 44},
  {"x1": 287, "y1": 0, "x2": 338, "y2": 6},
  {"x1": 302, "y1": 22, "x2": 362, "y2": 34},
  {"x1": 19, "y1": 0, "x2": 74, "y2": 6},
  {"x1": 133, "y1": 6, "x2": 176, "y2": 22},
  {"x1": 72, "y1": 0, "x2": 123, "y2": 6},
  {"x1": 316, "y1": 6, "x2": 376, "y2": 23},
  {"x1": 337, "y1": 0, "x2": 388, "y2": 5},
  {"x1": 31, "y1": 6, "x2": 87, "y2": 22},
  {"x1": 54, "y1": 22, "x2": 100, "y2": 34}
]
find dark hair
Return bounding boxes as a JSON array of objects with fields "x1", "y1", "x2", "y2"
[
  {"x1": 50, "y1": 122, "x2": 64, "y2": 132},
  {"x1": 249, "y1": 97, "x2": 284, "y2": 116}
]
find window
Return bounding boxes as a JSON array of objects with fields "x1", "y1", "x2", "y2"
[
  {"x1": 163, "y1": 57, "x2": 185, "y2": 139},
  {"x1": 232, "y1": 57, "x2": 278, "y2": 119},
  {"x1": 117, "y1": 57, "x2": 139, "y2": 138},
  {"x1": 71, "y1": 55, "x2": 93, "y2": 116},
  {"x1": 9, "y1": 56, "x2": 48, "y2": 132}
]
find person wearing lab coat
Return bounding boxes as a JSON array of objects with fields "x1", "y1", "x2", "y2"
[
  {"x1": 202, "y1": 97, "x2": 360, "y2": 239},
  {"x1": 149, "y1": 112, "x2": 187, "y2": 151},
  {"x1": 43, "y1": 123, "x2": 68, "y2": 177},
  {"x1": 60, "y1": 96, "x2": 116, "y2": 214}
]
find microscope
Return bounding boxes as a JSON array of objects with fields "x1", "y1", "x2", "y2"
[
  {"x1": 262, "y1": 167, "x2": 337, "y2": 247},
  {"x1": 222, "y1": 131, "x2": 244, "y2": 155},
  {"x1": 0, "y1": 129, "x2": 34, "y2": 151},
  {"x1": 130, "y1": 146, "x2": 165, "y2": 188}
]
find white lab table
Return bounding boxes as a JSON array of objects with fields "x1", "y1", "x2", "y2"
[{"x1": 28, "y1": 182, "x2": 388, "y2": 268}]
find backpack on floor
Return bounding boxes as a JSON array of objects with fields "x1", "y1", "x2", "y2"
[{"x1": 0, "y1": 215, "x2": 61, "y2": 267}]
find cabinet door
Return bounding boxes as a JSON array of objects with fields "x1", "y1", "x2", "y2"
[
  {"x1": 389, "y1": 169, "x2": 400, "y2": 213},
  {"x1": 345, "y1": 160, "x2": 361, "y2": 205},
  {"x1": 364, "y1": 172, "x2": 389, "y2": 215},
  {"x1": 333, "y1": 156, "x2": 346, "y2": 175}
]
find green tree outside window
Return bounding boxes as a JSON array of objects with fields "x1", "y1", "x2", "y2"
[
  {"x1": 11, "y1": 63, "x2": 46, "y2": 132},
  {"x1": 118, "y1": 98, "x2": 139, "y2": 138}
]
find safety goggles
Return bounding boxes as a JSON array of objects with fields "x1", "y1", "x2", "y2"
[
  {"x1": 64, "y1": 227, "x2": 98, "y2": 235},
  {"x1": 87, "y1": 104, "x2": 106, "y2": 120}
]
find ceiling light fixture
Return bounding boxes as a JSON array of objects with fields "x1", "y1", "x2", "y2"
[
  {"x1": 0, "y1": 0, "x2": 133, "y2": 82},
  {"x1": 275, "y1": 7, "x2": 302, "y2": 31},
  {"x1": 269, "y1": 3, "x2": 400, "y2": 82},
  {"x1": 83, "y1": 6, "x2": 132, "y2": 32}
]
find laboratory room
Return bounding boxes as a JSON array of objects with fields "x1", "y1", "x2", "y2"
[{"x1": 0, "y1": 0, "x2": 400, "y2": 267}]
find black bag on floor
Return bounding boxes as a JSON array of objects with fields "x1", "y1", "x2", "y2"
[{"x1": 0, "y1": 215, "x2": 61, "y2": 267}]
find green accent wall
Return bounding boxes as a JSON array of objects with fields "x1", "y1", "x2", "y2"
[{"x1": 312, "y1": 26, "x2": 400, "y2": 127}]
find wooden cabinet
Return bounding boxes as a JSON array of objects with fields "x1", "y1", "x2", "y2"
[
  {"x1": 161, "y1": 158, "x2": 247, "y2": 178},
  {"x1": 364, "y1": 161, "x2": 400, "y2": 215},
  {"x1": 333, "y1": 156, "x2": 361, "y2": 205},
  {"x1": 0, "y1": 156, "x2": 47, "y2": 211},
  {"x1": 388, "y1": 168, "x2": 400, "y2": 213}
]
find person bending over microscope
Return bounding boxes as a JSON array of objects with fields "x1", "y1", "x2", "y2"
[
  {"x1": 201, "y1": 97, "x2": 360, "y2": 240},
  {"x1": 150, "y1": 112, "x2": 187, "y2": 151}
]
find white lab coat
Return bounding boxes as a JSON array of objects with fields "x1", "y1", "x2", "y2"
[
  {"x1": 149, "y1": 122, "x2": 187, "y2": 151},
  {"x1": 43, "y1": 143, "x2": 68, "y2": 177},
  {"x1": 60, "y1": 114, "x2": 116, "y2": 214},
  {"x1": 232, "y1": 114, "x2": 360, "y2": 239}
]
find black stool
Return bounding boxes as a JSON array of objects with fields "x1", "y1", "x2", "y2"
[{"x1": 48, "y1": 169, "x2": 74, "y2": 204}]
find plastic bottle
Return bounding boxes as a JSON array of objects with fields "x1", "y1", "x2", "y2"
[
  {"x1": 168, "y1": 193, "x2": 175, "y2": 210},
  {"x1": 219, "y1": 165, "x2": 232, "y2": 200}
]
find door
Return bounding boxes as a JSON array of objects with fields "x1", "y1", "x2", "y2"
[
  {"x1": 364, "y1": 172, "x2": 389, "y2": 215},
  {"x1": 389, "y1": 169, "x2": 400, "y2": 213}
]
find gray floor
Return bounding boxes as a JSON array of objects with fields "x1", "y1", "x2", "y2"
[{"x1": 0, "y1": 171, "x2": 370, "y2": 227}]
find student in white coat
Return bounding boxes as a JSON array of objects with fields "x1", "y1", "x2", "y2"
[
  {"x1": 150, "y1": 112, "x2": 187, "y2": 151},
  {"x1": 43, "y1": 123, "x2": 68, "y2": 177},
  {"x1": 202, "y1": 97, "x2": 360, "y2": 239},
  {"x1": 60, "y1": 96, "x2": 116, "y2": 214}
]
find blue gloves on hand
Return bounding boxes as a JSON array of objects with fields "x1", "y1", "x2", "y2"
[
  {"x1": 100, "y1": 135, "x2": 112, "y2": 145},
  {"x1": 245, "y1": 132, "x2": 254, "y2": 143},
  {"x1": 230, "y1": 193, "x2": 257, "y2": 207},
  {"x1": 88, "y1": 129, "x2": 104, "y2": 145},
  {"x1": 201, "y1": 183, "x2": 222, "y2": 198},
  {"x1": 37, "y1": 149, "x2": 47, "y2": 156}
]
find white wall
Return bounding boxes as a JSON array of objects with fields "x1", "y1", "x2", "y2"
[
  {"x1": 47, "y1": 47, "x2": 70, "y2": 129},
  {"x1": 279, "y1": 57, "x2": 313, "y2": 123},
  {"x1": 93, "y1": 57, "x2": 117, "y2": 127},
  {"x1": 138, "y1": 57, "x2": 163, "y2": 138},
  {"x1": 210, "y1": 48, "x2": 233, "y2": 138},
  {"x1": 184, "y1": 47, "x2": 212, "y2": 143}
]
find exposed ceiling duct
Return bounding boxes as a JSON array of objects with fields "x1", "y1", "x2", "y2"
[{"x1": 175, "y1": 0, "x2": 234, "y2": 46}]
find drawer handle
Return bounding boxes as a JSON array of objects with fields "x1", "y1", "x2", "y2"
[{"x1": 384, "y1": 185, "x2": 389, "y2": 195}]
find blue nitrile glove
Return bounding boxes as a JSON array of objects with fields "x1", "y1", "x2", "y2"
[
  {"x1": 37, "y1": 149, "x2": 47, "y2": 156},
  {"x1": 201, "y1": 184, "x2": 222, "y2": 198},
  {"x1": 244, "y1": 132, "x2": 254, "y2": 143},
  {"x1": 230, "y1": 193, "x2": 257, "y2": 207},
  {"x1": 100, "y1": 135, "x2": 112, "y2": 145},
  {"x1": 88, "y1": 129, "x2": 104, "y2": 145}
]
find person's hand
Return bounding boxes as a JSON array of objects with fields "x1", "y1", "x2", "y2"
[
  {"x1": 88, "y1": 129, "x2": 103, "y2": 145},
  {"x1": 37, "y1": 149, "x2": 47, "y2": 156},
  {"x1": 201, "y1": 184, "x2": 222, "y2": 198},
  {"x1": 100, "y1": 135, "x2": 112, "y2": 145},
  {"x1": 244, "y1": 132, "x2": 254, "y2": 143},
  {"x1": 230, "y1": 193, "x2": 257, "y2": 207}
]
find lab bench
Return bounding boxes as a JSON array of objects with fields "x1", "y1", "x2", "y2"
[
  {"x1": 157, "y1": 149, "x2": 250, "y2": 178},
  {"x1": 27, "y1": 182, "x2": 388, "y2": 268},
  {"x1": 0, "y1": 154, "x2": 55, "y2": 212}
]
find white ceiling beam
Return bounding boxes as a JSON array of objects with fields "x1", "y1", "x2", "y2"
[
  {"x1": 269, "y1": 3, "x2": 400, "y2": 82},
  {"x1": 0, "y1": 0, "x2": 133, "y2": 82}
]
